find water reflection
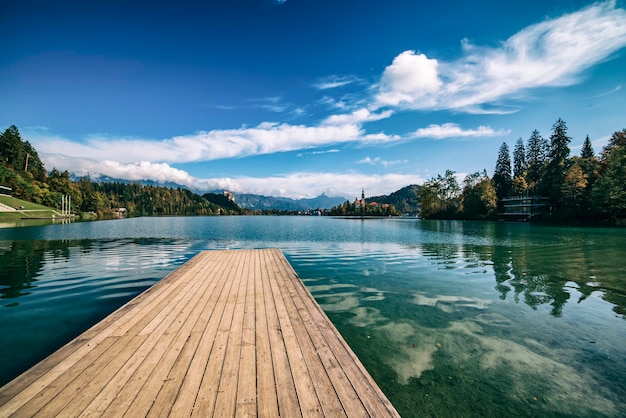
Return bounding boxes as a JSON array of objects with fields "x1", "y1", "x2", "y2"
[
  {"x1": 1, "y1": 218, "x2": 624, "y2": 417},
  {"x1": 0, "y1": 238, "x2": 198, "y2": 385}
]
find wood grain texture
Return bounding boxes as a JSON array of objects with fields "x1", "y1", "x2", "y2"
[{"x1": 0, "y1": 249, "x2": 399, "y2": 417}]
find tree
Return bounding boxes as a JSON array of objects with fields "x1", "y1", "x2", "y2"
[
  {"x1": 493, "y1": 142, "x2": 512, "y2": 205},
  {"x1": 592, "y1": 129, "x2": 626, "y2": 218},
  {"x1": 512, "y1": 137, "x2": 527, "y2": 196},
  {"x1": 0, "y1": 125, "x2": 25, "y2": 169},
  {"x1": 543, "y1": 118, "x2": 571, "y2": 206},
  {"x1": 562, "y1": 163, "x2": 588, "y2": 215},
  {"x1": 418, "y1": 170, "x2": 460, "y2": 218},
  {"x1": 581, "y1": 135, "x2": 595, "y2": 159},
  {"x1": 526, "y1": 129, "x2": 548, "y2": 192},
  {"x1": 601, "y1": 129, "x2": 626, "y2": 159},
  {"x1": 513, "y1": 138, "x2": 526, "y2": 179},
  {"x1": 419, "y1": 181, "x2": 441, "y2": 218},
  {"x1": 460, "y1": 171, "x2": 496, "y2": 219}
]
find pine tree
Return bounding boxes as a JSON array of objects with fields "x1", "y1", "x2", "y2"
[
  {"x1": 513, "y1": 137, "x2": 526, "y2": 179},
  {"x1": 581, "y1": 135, "x2": 595, "y2": 159},
  {"x1": 0, "y1": 125, "x2": 25, "y2": 169},
  {"x1": 493, "y1": 142, "x2": 512, "y2": 205},
  {"x1": 543, "y1": 118, "x2": 571, "y2": 205},
  {"x1": 525, "y1": 129, "x2": 548, "y2": 192}
]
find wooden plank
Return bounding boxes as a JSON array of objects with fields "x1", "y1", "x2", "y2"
[
  {"x1": 145, "y1": 251, "x2": 236, "y2": 417},
  {"x1": 34, "y1": 254, "x2": 215, "y2": 417},
  {"x1": 162, "y1": 250, "x2": 240, "y2": 417},
  {"x1": 0, "y1": 249, "x2": 400, "y2": 418},
  {"x1": 190, "y1": 249, "x2": 248, "y2": 417},
  {"x1": 100, "y1": 251, "x2": 225, "y2": 416},
  {"x1": 254, "y1": 249, "x2": 280, "y2": 418},
  {"x1": 235, "y1": 250, "x2": 257, "y2": 417},
  {"x1": 265, "y1": 249, "x2": 324, "y2": 418},
  {"x1": 270, "y1": 249, "x2": 349, "y2": 418},
  {"x1": 210, "y1": 249, "x2": 250, "y2": 417},
  {"x1": 278, "y1": 254, "x2": 399, "y2": 417},
  {"x1": 260, "y1": 249, "x2": 302, "y2": 418},
  {"x1": 0, "y1": 252, "x2": 205, "y2": 413}
]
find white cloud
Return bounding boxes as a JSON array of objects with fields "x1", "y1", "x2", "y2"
[
  {"x1": 30, "y1": 107, "x2": 402, "y2": 165},
  {"x1": 376, "y1": 51, "x2": 442, "y2": 107},
  {"x1": 375, "y1": 1, "x2": 626, "y2": 112},
  {"x1": 314, "y1": 75, "x2": 361, "y2": 90},
  {"x1": 41, "y1": 153, "x2": 423, "y2": 199},
  {"x1": 358, "y1": 157, "x2": 408, "y2": 168},
  {"x1": 322, "y1": 108, "x2": 393, "y2": 126},
  {"x1": 223, "y1": 172, "x2": 424, "y2": 199},
  {"x1": 297, "y1": 149, "x2": 340, "y2": 157},
  {"x1": 411, "y1": 123, "x2": 510, "y2": 139},
  {"x1": 32, "y1": 122, "x2": 366, "y2": 164}
]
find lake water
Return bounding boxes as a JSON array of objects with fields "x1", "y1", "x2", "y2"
[{"x1": 1, "y1": 216, "x2": 625, "y2": 417}]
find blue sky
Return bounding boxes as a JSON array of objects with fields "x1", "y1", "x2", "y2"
[{"x1": 1, "y1": 0, "x2": 625, "y2": 199}]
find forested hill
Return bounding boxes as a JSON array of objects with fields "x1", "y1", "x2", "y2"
[
  {"x1": 0, "y1": 125, "x2": 242, "y2": 218},
  {"x1": 366, "y1": 185, "x2": 421, "y2": 214}
]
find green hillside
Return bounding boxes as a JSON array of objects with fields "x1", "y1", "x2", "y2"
[{"x1": 0, "y1": 195, "x2": 61, "y2": 221}]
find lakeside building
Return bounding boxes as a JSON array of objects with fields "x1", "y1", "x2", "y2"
[{"x1": 498, "y1": 196, "x2": 550, "y2": 221}]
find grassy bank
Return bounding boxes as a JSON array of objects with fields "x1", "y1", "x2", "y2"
[{"x1": 0, "y1": 195, "x2": 61, "y2": 220}]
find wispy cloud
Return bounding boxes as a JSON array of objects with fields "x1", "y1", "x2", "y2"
[
  {"x1": 375, "y1": 1, "x2": 626, "y2": 112},
  {"x1": 296, "y1": 149, "x2": 340, "y2": 157},
  {"x1": 358, "y1": 157, "x2": 408, "y2": 168},
  {"x1": 322, "y1": 108, "x2": 393, "y2": 126},
  {"x1": 30, "y1": 113, "x2": 400, "y2": 164},
  {"x1": 410, "y1": 123, "x2": 509, "y2": 139},
  {"x1": 314, "y1": 75, "x2": 361, "y2": 90}
]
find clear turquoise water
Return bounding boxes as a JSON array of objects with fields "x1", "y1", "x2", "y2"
[{"x1": 1, "y1": 217, "x2": 625, "y2": 417}]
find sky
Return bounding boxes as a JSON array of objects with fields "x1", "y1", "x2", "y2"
[{"x1": 1, "y1": 0, "x2": 625, "y2": 199}]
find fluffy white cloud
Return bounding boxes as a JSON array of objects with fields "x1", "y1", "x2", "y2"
[
  {"x1": 375, "y1": 1, "x2": 626, "y2": 111},
  {"x1": 411, "y1": 123, "x2": 509, "y2": 139},
  {"x1": 41, "y1": 153, "x2": 423, "y2": 199},
  {"x1": 376, "y1": 51, "x2": 442, "y2": 107}
]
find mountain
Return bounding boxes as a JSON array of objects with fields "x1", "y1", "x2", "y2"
[
  {"x1": 69, "y1": 174, "x2": 190, "y2": 191},
  {"x1": 233, "y1": 193, "x2": 346, "y2": 211},
  {"x1": 366, "y1": 184, "x2": 421, "y2": 214},
  {"x1": 202, "y1": 192, "x2": 243, "y2": 213},
  {"x1": 67, "y1": 174, "x2": 346, "y2": 210}
]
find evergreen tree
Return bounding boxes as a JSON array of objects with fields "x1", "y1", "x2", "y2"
[
  {"x1": 601, "y1": 128, "x2": 626, "y2": 159},
  {"x1": 525, "y1": 129, "x2": 548, "y2": 192},
  {"x1": 581, "y1": 135, "x2": 595, "y2": 159},
  {"x1": 512, "y1": 138, "x2": 527, "y2": 196},
  {"x1": 493, "y1": 142, "x2": 512, "y2": 205},
  {"x1": 0, "y1": 125, "x2": 25, "y2": 169},
  {"x1": 543, "y1": 118, "x2": 571, "y2": 205},
  {"x1": 513, "y1": 137, "x2": 526, "y2": 179},
  {"x1": 592, "y1": 132, "x2": 626, "y2": 218}
]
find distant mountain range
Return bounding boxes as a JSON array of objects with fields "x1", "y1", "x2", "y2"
[
  {"x1": 68, "y1": 174, "x2": 421, "y2": 212},
  {"x1": 70, "y1": 174, "x2": 347, "y2": 210},
  {"x1": 231, "y1": 193, "x2": 346, "y2": 211}
]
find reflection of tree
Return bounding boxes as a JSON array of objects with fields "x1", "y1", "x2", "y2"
[
  {"x1": 0, "y1": 240, "x2": 93, "y2": 301},
  {"x1": 490, "y1": 228, "x2": 626, "y2": 318}
]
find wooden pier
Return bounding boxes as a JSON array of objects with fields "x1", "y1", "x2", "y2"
[{"x1": 0, "y1": 249, "x2": 399, "y2": 417}]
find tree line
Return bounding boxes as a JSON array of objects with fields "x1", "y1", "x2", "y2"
[
  {"x1": 420, "y1": 119, "x2": 626, "y2": 222},
  {"x1": 0, "y1": 125, "x2": 240, "y2": 218}
]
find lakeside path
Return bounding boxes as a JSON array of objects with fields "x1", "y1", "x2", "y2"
[{"x1": 0, "y1": 248, "x2": 399, "y2": 417}]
